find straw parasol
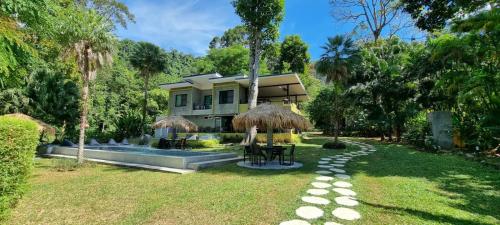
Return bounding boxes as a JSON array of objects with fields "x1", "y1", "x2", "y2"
[
  {"x1": 152, "y1": 116, "x2": 198, "y2": 139},
  {"x1": 232, "y1": 104, "x2": 310, "y2": 147},
  {"x1": 3, "y1": 113, "x2": 56, "y2": 136}
]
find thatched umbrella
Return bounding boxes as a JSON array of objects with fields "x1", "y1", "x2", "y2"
[
  {"x1": 232, "y1": 104, "x2": 310, "y2": 147},
  {"x1": 152, "y1": 116, "x2": 198, "y2": 139},
  {"x1": 4, "y1": 113, "x2": 56, "y2": 136}
]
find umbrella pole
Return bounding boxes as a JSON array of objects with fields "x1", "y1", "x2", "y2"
[{"x1": 267, "y1": 127, "x2": 273, "y2": 148}]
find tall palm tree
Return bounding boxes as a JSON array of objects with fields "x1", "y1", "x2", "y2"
[
  {"x1": 316, "y1": 35, "x2": 357, "y2": 83},
  {"x1": 129, "y1": 42, "x2": 167, "y2": 137},
  {"x1": 57, "y1": 6, "x2": 115, "y2": 164}
]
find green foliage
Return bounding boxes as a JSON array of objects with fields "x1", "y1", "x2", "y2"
[
  {"x1": 187, "y1": 139, "x2": 220, "y2": 148},
  {"x1": 322, "y1": 141, "x2": 346, "y2": 149},
  {"x1": 278, "y1": 35, "x2": 310, "y2": 73},
  {"x1": 232, "y1": 0, "x2": 285, "y2": 42},
  {"x1": 0, "y1": 116, "x2": 39, "y2": 220},
  {"x1": 316, "y1": 35, "x2": 357, "y2": 83},
  {"x1": 209, "y1": 25, "x2": 248, "y2": 49},
  {"x1": 403, "y1": 111, "x2": 432, "y2": 147},
  {"x1": 113, "y1": 110, "x2": 143, "y2": 140},
  {"x1": 0, "y1": 88, "x2": 30, "y2": 114},
  {"x1": 206, "y1": 44, "x2": 249, "y2": 75}
]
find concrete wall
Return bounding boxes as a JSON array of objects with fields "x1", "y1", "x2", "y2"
[
  {"x1": 213, "y1": 83, "x2": 239, "y2": 115},
  {"x1": 169, "y1": 88, "x2": 192, "y2": 116},
  {"x1": 428, "y1": 111, "x2": 453, "y2": 149}
]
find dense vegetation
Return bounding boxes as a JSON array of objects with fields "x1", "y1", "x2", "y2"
[
  {"x1": 0, "y1": 116, "x2": 39, "y2": 220},
  {"x1": 308, "y1": 1, "x2": 499, "y2": 151}
]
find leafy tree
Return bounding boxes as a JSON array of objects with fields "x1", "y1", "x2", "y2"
[
  {"x1": 206, "y1": 44, "x2": 249, "y2": 75},
  {"x1": 401, "y1": 0, "x2": 492, "y2": 31},
  {"x1": 232, "y1": 0, "x2": 285, "y2": 145},
  {"x1": 262, "y1": 42, "x2": 281, "y2": 73},
  {"x1": 209, "y1": 25, "x2": 248, "y2": 49},
  {"x1": 278, "y1": 35, "x2": 310, "y2": 73},
  {"x1": 54, "y1": 3, "x2": 118, "y2": 163},
  {"x1": 129, "y1": 42, "x2": 167, "y2": 137},
  {"x1": 316, "y1": 35, "x2": 357, "y2": 83},
  {"x1": 307, "y1": 84, "x2": 347, "y2": 142}
]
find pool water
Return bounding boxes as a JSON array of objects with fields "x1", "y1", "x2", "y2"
[{"x1": 85, "y1": 146, "x2": 214, "y2": 157}]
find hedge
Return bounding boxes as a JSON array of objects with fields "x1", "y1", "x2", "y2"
[
  {"x1": 220, "y1": 133, "x2": 301, "y2": 144},
  {"x1": 0, "y1": 116, "x2": 39, "y2": 220}
]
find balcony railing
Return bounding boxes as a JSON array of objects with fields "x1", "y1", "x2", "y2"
[{"x1": 193, "y1": 105, "x2": 212, "y2": 110}]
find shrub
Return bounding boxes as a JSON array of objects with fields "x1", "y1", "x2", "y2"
[
  {"x1": 323, "y1": 141, "x2": 346, "y2": 149},
  {"x1": 187, "y1": 139, "x2": 220, "y2": 148},
  {"x1": 220, "y1": 133, "x2": 244, "y2": 143},
  {"x1": 53, "y1": 158, "x2": 79, "y2": 172},
  {"x1": 0, "y1": 116, "x2": 39, "y2": 220}
]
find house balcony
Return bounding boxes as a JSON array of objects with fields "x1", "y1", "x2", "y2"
[
  {"x1": 239, "y1": 101, "x2": 301, "y2": 114},
  {"x1": 192, "y1": 104, "x2": 212, "y2": 115}
]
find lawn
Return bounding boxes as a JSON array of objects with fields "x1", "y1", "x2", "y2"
[{"x1": 6, "y1": 136, "x2": 500, "y2": 225}]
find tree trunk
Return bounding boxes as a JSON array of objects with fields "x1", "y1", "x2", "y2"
[
  {"x1": 387, "y1": 126, "x2": 393, "y2": 141},
  {"x1": 245, "y1": 32, "x2": 261, "y2": 149},
  {"x1": 395, "y1": 124, "x2": 402, "y2": 142},
  {"x1": 334, "y1": 120, "x2": 339, "y2": 143},
  {"x1": 267, "y1": 127, "x2": 273, "y2": 148},
  {"x1": 77, "y1": 48, "x2": 91, "y2": 164},
  {"x1": 141, "y1": 74, "x2": 149, "y2": 137}
]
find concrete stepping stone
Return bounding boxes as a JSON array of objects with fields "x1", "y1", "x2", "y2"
[
  {"x1": 335, "y1": 196, "x2": 359, "y2": 207},
  {"x1": 280, "y1": 220, "x2": 311, "y2": 225},
  {"x1": 279, "y1": 220, "x2": 311, "y2": 225},
  {"x1": 296, "y1": 206, "x2": 324, "y2": 220},
  {"x1": 329, "y1": 168, "x2": 346, "y2": 173},
  {"x1": 302, "y1": 196, "x2": 330, "y2": 205},
  {"x1": 332, "y1": 188, "x2": 357, "y2": 196},
  {"x1": 307, "y1": 189, "x2": 329, "y2": 195},
  {"x1": 333, "y1": 181, "x2": 352, "y2": 188},
  {"x1": 332, "y1": 207, "x2": 361, "y2": 220},
  {"x1": 316, "y1": 170, "x2": 332, "y2": 175},
  {"x1": 324, "y1": 222, "x2": 344, "y2": 225},
  {"x1": 335, "y1": 174, "x2": 351, "y2": 179},
  {"x1": 331, "y1": 164, "x2": 344, "y2": 167},
  {"x1": 321, "y1": 158, "x2": 331, "y2": 161},
  {"x1": 337, "y1": 158, "x2": 348, "y2": 161},
  {"x1": 318, "y1": 165, "x2": 333, "y2": 168},
  {"x1": 333, "y1": 161, "x2": 346, "y2": 164},
  {"x1": 315, "y1": 176, "x2": 334, "y2": 181},
  {"x1": 318, "y1": 161, "x2": 330, "y2": 164},
  {"x1": 311, "y1": 182, "x2": 332, "y2": 189}
]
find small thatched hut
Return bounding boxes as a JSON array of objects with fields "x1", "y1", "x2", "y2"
[
  {"x1": 152, "y1": 116, "x2": 198, "y2": 139},
  {"x1": 232, "y1": 104, "x2": 310, "y2": 147}
]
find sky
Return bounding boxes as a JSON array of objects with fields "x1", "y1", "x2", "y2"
[{"x1": 115, "y1": 0, "x2": 419, "y2": 60}]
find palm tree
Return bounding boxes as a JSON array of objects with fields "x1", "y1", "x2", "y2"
[
  {"x1": 316, "y1": 35, "x2": 357, "y2": 83},
  {"x1": 129, "y1": 42, "x2": 167, "y2": 137},
  {"x1": 58, "y1": 7, "x2": 115, "y2": 164}
]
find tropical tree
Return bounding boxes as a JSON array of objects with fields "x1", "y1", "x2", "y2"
[
  {"x1": 55, "y1": 4, "x2": 117, "y2": 164},
  {"x1": 316, "y1": 35, "x2": 357, "y2": 84},
  {"x1": 278, "y1": 35, "x2": 310, "y2": 73},
  {"x1": 232, "y1": 0, "x2": 285, "y2": 145},
  {"x1": 205, "y1": 44, "x2": 249, "y2": 75},
  {"x1": 129, "y1": 42, "x2": 167, "y2": 137}
]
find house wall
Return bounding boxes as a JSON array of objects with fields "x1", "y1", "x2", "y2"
[
  {"x1": 213, "y1": 82, "x2": 239, "y2": 115},
  {"x1": 169, "y1": 87, "x2": 192, "y2": 116}
]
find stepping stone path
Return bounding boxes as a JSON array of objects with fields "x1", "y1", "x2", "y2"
[{"x1": 280, "y1": 140, "x2": 377, "y2": 224}]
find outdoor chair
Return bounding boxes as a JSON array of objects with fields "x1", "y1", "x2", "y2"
[
  {"x1": 243, "y1": 145, "x2": 254, "y2": 164},
  {"x1": 175, "y1": 138, "x2": 187, "y2": 150},
  {"x1": 270, "y1": 146, "x2": 285, "y2": 164},
  {"x1": 158, "y1": 138, "x2": 170, "y2": 149},
  {"x1": 283, "y1": 144, "x2": 296, "y2": 166},
  {"x1": 253, "y1": 146, "x2": 266, "y2": 166}
]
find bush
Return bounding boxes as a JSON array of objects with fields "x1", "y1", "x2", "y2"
[
  {"x1": 53, "y1": 158, "x2": 79, "y2": 172},
  {"x1": 323, "y1": 141, "x2": 346, "y2": 149},
  {"x1": 187, "y1": 139, "x2": 220, "y2": 148},
  {"x1": 0, "y1": 116, "x2": 39, "y2": 220},
  {"x1": 220, "y1": 133, "x2": 244, "y2": 143}
]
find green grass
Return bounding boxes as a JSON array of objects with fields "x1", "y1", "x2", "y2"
[{"x1": 5, "y1": 136, "x2": 499, "y2": 225}]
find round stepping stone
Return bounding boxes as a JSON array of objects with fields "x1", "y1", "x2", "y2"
[
  {"x1": 333, "y1": 161, "x2": 346, "y2": 164},
  {"x1": 333, "y1": 181, "x2": 352, "y2": 188},
  {"x1": 296, "y1": 206, "x2": 324, "y2": 220},
  {"x1": 311, "y1": 182, "x2": 332, "y2": 189},
  {"x1": 318, "y1": 161, "x2": 330, "y2": 164},
  {"x1": 332, "y1": 188, "x2": 357, "y2": 196},
  {"x1": 329, "y1": 168, "x2": 346, "y2": 173},
  {"x1": 318, "y1": 165, "x2": 333, "y2": 168},
  {"x1": 335, "y1": 196, "x2": 359, "y2": 206},
  {"x1": 337, "y1": 158, "x2": 348, "y2": 161},
  {"x1": 302, "y1": 196, "x2": 330, "y2": 205},
  {"x1": 280, "y1": 220, "x2": 311, "y2": 225},
  {"x1": 335, "y1": 174, "x2": 351, "y2": 179},
  {"x1": 315, "y1": 176, "x2": 334, "y2": 181},
  {"x1": 316, "y1": 170, "x2": 332, "y2": 175},
  {"x1": 321, "y1": 158, "x2": 331, "y2": 161},
  {"x1": 307, "y1": 189, "x2": 329, "y2": 195},
  {"x1": 324, "y1": 222, "x2": 343, "y2": 225},
  {"x1": 332, "y1": 207, "x2": 361, "y2": 220},
  {"x1": 331, "y1": 164, "x2": 344, "y2": 167}
]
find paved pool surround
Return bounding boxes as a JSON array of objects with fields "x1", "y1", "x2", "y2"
[{"x1": 49, "y1": 146, "x2": 239, "y2": 172}]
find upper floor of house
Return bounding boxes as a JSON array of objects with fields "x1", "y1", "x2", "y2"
[{"x1": 159, "y1": 73, "x2": 308, "y2": 116}]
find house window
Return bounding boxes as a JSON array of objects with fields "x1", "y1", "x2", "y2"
[
  {"x1": 203, "y1": 95, "x2": 212, "y2": 107},
  {"x1": 175, "y1": 94, "x2": 187, "y2": 107},
  {"x1": 219, "y1": 90, "x2": 234, "y2": 104}
]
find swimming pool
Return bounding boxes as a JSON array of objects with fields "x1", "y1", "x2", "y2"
[{"x1": 48, "y1": 145, "x2": 240, "y2": 173}]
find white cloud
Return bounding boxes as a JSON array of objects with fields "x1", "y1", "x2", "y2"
[{"x1": 115, "y1": 0, "x2": 240, "y2": 56}]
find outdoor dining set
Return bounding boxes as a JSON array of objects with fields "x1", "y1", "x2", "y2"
[{"x1": 243, "y1": 144, "x2": 296, "y2": 166}]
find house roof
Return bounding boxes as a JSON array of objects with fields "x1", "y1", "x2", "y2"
[{"x1": 160, "y1": 73, "x2": 308, "y2": 100}]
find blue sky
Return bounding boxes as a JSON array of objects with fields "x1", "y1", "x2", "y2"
[{"x1": 115, "y1": 0, "x2": 419, "y2": 60}]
